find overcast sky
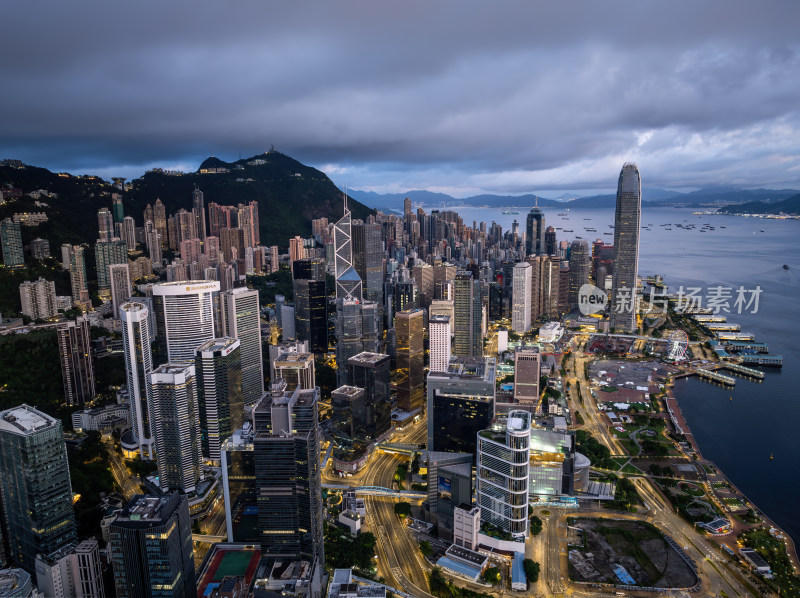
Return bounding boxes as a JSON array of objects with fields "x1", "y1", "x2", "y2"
[{"x1": 2, "y1": 1, "x2": 799, "y2": 196}]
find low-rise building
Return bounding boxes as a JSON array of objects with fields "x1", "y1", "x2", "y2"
[{"x1": 71, "y1": 404, "x2": 130, "y2": 434}]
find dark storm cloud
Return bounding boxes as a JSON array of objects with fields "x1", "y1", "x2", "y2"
[{"x1": 2, "y1": 0, "x2": 799, "y2": 193}]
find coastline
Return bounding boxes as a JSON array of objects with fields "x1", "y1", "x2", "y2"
[{"x1": 664, "y1": 379, "x2": 800, "y2": 570}]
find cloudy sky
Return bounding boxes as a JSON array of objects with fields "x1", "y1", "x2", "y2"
[{"x1": 2, "y1": 1, "x2": 799, "y2": 196}]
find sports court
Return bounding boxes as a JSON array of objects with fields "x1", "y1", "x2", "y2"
[{"x1": 197, "y1": 545, "x2": 260, "y2": 598}]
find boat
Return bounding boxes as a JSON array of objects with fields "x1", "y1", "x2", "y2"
[
  {"x1": 502, "y1": 210, "x2": 519, "y2": 215},
  {"x1": 604, "y1": 232, "x2": 612, "y2": 235},
  {"x1": 729, "y1": 396, "x2": 733, "y2": 401},
  {"x1": 770, "y1": 453, "x2": 774, "y2": 460},
  {"x1": 564, "y1": 229, "x2": 574, "y2": 232},
  {"x1": 783, "y1": 264, "x2": 790, "y2": 270}
]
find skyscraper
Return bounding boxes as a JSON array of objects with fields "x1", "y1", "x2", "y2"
[
  {"x1": 333, "y1": 197, "x2": 362, "y2": 301},
  {"x1": 347, "y1": 352, "x2": 392, "y2": 442},
  {"x1": 192, "y1": 187, "x2": 207, "y2": 240},
  {"x1": 428, "y1": 314, "x2": 451, "y2": 373},
  {"x1": 109, "y1": 263, "x2": 132, "y2": 317},
  {"x1": 477, "y1": 411, "x2": 530, "y2": 539},
  {"x1": 0, "y1": 405, "x2": 77, "y2": 571},
  {"x1": 121, "y1": 216, "x2": 136, "y2": 251},
  {"x1": 108, "y1": 493, "x2": 195, "y2": 598},
  {"x1": 153, "y1": 199, "x2": 167, "y2": 248},
  {"x1": 610, "y1": 163, "x2": 642, "y2": 333},
  {"x1": 512, "y1": 261, "x2": 532, "y2": 334},
  {"x1": 152, "y1": 280, "x2": 219, "y2": 365},
  {"x1": 112, "y1": 194, "x2": 125, "y2": 228},
  {"x1": 120, "y1": 301, "x2": 155, "y2": 459},
  {"x1": 68, "y1": 245, "x2": 89, "y2": 304},
  {"x1": 568, "y1": 239, "x2": 590, "y2": 310},
  {"x1": 97, "y1": 207, "x2": 114, "y2": 242},
  {"x1": 95, "y1": 239, "x2": 127, "y2": 291},
  {"x1": 19, "y1": 277, "x2": 57, "y2": 320},
  {"x1": 453, "y1": 271, "x2": 482, "y2": 357},
  {"x1": 149, "y1": 364, "x2": 202, "y2": 493},
  {"x1": 35, "y1": 539, "x2": 105, "y2": 598},
  {"x1": 253, "y1": 381, "x2": 323, "y2": 563},
  {"x1": 525, "y1": 205, "x2": 545, "y2": 257},
  {"x1": 292, "y1": 258, "x2": 328, "y2": 356},
  {"x1": 219, "y1": 287, "x2": 264, "y2": 403},
  {"x1": 57, "y1": 315, "x2": 96, "y2": 405},
  {"x1": 1, "y1": 218, "x2": 24, "y2": 266},
  {"x1": 195, "y1": 338, "x2": 243, "y2": 464},
  {"x1": 513, "y1": 348, "x2": 541, "y2": 407},
  {"x1": 544, "y1": 225, "x2": 557, "y2": 256},
  {"x1": 395, "y1": 309, "x2": 424, "y2": 412},
  {"x1": 427, "y1": 356, "x2": 495, "y2": 456},
  {"x1": 352, "y1": 221, "x2": 384, "y2": 305}
]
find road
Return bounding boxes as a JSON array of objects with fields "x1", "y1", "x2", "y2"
[{"x1": 103, "y1": 438, "x2": 140, "y2": 500}]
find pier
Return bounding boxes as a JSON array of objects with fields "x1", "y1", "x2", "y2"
[
  {"x1": 721, "y1": 362, "x2": 765, "y2": 379},
  {"x1": 717, "y1": 332, "x2": 755, "y2": 341},
  {"x1": 725, "y1": 341, "x2": 769, "y2": 353},
  {"x1": 739, "y1": 354, "x2": 783, "y2": 367},
  {"x1": 706, "y1": 323, "x2": 741, "y2": 332},
  {"x1": 693, "y1": 315, "x2": 727, "y2": 323},
  {"x1": 695, "y1": 368, "x2": 736, "y2": 386}
]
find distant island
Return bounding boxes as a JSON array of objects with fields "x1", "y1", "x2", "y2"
[{"x1": 716, "y1": 192, "x2": 800, "y2": 215}]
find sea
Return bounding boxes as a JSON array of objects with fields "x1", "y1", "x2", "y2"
[{"x1": 422, "y1": 203, "x2": 800, "y2": 546}]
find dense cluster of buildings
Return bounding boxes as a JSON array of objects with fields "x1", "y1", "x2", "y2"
[{"x1": 0, "y1": 162, "x2": 643, "y2": 596}]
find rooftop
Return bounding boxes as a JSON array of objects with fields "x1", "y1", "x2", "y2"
[
  {"x1": 0, "y1": 404, "x2": 55, "y2": 434},
  {"x1": 117, "y1": 494, "x2": 172, "y2": 523},
  {"x1": 196, "y1": 336, "x2": 240, "y2": 355},
  {"x1": 348, "y1": 352, "x2": 390, "y2": 366}
]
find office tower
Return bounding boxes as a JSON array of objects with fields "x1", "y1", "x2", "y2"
[
  {"x1": 333, "y1": 197, "x2": 362, "y2": 301},
  {"x1": 347, "y1": 352, "x2": 392, "y2": 441},
  {"x1": 610, "y1": 163, "x2": 642, "y2": 333},
  {"x1": 109, "y1": 263, "x2": 132, "y2": 317},
  {"x1": 427, "y1": 356, "x2": 495, "y2": 455},
  {"x1": 19, "y1": 277, "x2": 57, "y2": 320},
  {"x1": 108, "y1": 493, "x2": 195, "y2": 598},
  {"x1": 511, "y1": 262, "x2": 532, "y2": 334},
  {"x1": 292, "y1": 258, "x2": 328, "y2": 355},
  {"x1": 152, "y1": 280, "x2": 219, "y2": 365},
  {"x1": 195, "y1": 338, "x2": 243, "y2": 464},
  {"x1": 97, "y1": 207, "x2": 114, "y2": 242},
  {"x1": 219, "y1": 287, "x2": 264, "y2": 403},
  {"x1": 68, "y1": 245, "x2": 88, "y2": 304},
  {"x1": 57, "y1": 315, "x2": 96, "y2": 405},
  {"x1": 120, "y1": 301, "x2": 155, "y2": 459},
  {"x1": 0, "y1": 405, "x2": 77, "y2": 571},
  {"x1": 152, "y1": 199, "x2": 167, "y2": 247},
  {"x1": 271, "y1": 351, "x2": 315, "y2": 391},
  {"x1": 334, "y1": 298, "x2": 361, "y2": 385},
  {"x1": 395, "y1": 309, "x2": 424, "y2": 412},
  {"x1": 281, "y1": 304, "x2": 296, "y2": 340},
  {"x1": 29, "y1": 237, "x2": 49, "y2": 260},
  {"x1": 121, "y1": 216, "x2": 136, "y2": 251},
  {"x1": 95, "y1": 239, "x2": 127, "y2": 291},
  {"x1": 1, "y1": 218, "x2": 24, "y2": 266},
  {"x1": 149, "y1": 364, "x2": 202, "y2": 493},
  {"x1": 529, "y1": 427, "x2": 577, "y2": 498},
  {"x1": 525, "y1": 205, "x2": 545, "y2": 257},
  {"x1": 253, "y1": 381, "x2": 322, "y2": 563},
  {"x1": 568, "y1": 239, "x2": 590, "y2": 310},
  {"x1": 352, "y1": 221, "x2": 384, "y2": 305},
  {"x1": 544, "y1": 226, "x2": 557, "y2": 256},
  {"x1": 453, "y1": 271, "x2": 482, "y2": 357},
  {"x1": 112, "y1": 194, "x2": 125, "y2": 227},
  {"x1": 192, "y1": 187, "x2": 207, "y2": 240},
  {"x1": 35, "y1": 539, "x2": 105, "y2": 598},
  {"x1": 513, "y1": 348, "x2": 540, "y2": 407},
  {"x1": 429, "y1": 314, "x2": 452, "y2": 373},
  {"x1": 477, "y1": 410, "x2": 530, "y2": 539},
  {"x1": 331, "y1": 385, "x2": 366, "y2": 447},
  {"x1": 220, "y1": 423, "x2": 257, "y2": 543}
]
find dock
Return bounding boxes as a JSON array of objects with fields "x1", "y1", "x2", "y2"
[
  {"x1": 739, "y1": 354, "x2": 783, "y2": 367},
  {"x1": 694, "y1": 315, "x2": 727, "y2": 323},
  {"x1": 721, "y1": 363, "x2": 765, "y2": 379},
  {"x1": 695, "y1": 368, "x2": 736, "y2": 386},
  {"x1": 725, "y1": 341, "x2": 769, "y2": 354},
  {"x1": 717, "y1": 332, "x2": 755, "y2": 341},
  {"x1": 706, "y1": 323, "x2": 741, "y2": 332}
]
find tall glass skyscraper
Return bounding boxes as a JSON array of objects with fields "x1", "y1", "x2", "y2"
[
  {"x1": 219, "y1": 287, "x2": 264, "y2": 403},
  {"x1": 0, "y1": 405, "x2": 77, "y2": 571},
  {"x1": 395, "y1": 308, "x2": 424, "y2": 412},
  {"x1": 152, "y1": 281, "x2": 219, "y2": 365},
  {"x1": 453, "y1": 271, "x2": 482, "y2": 357},
  {"x1": 610, "y1": 163, "x2": 642, "y2": 333},
  {"x1": 525, "y1": 206, "x2": 545, "y2": 257},
  {"x1": 121, "y1": 301, "x2": 155, "y2": 459}
]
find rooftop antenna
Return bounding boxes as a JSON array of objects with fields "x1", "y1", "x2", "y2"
[
  {"x1": 535, "y1": 195, "x2": 539, "y2": 208},
  {"x1": 344, "y1": 184, "x2": 349, "y2": 213}
]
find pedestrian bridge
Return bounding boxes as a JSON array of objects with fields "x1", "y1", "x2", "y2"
[
  {"x1": 192, "y1": 534, "x2": 227, "y2": 543},
  {"x1": 322, "y1": 484, "x2": 426, "y2": 499},
  {"x1": 375, "y1": 442, "x2": 420, "y2": 456}
]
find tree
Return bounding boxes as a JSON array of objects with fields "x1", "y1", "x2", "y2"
[
  {"x1": 523, "y1": 559, "x2": 541, "y2": 583},
  {"x1": 483, "y1": 566, "x2": 501, "y2": 584},
  {"x1": 529, "y1": 515, "x2": 543, "y2": 536},
  {"x1": 419, "y1": 540, "x2": 432, "y2": 557},
  {"x1": 394, "y1": 502, "x2": 411, "y2": 518}
]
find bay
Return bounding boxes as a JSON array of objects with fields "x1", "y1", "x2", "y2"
[{"x1": 435, "y1": 204, "x2": 800, "y2": 545}]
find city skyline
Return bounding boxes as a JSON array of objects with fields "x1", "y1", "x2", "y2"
[{"x1": 2, "y1": 2, "x2": 799, "y2": 195}]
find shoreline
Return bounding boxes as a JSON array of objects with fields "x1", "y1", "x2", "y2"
[{"x1": 665, "y1": 378, "x2": 800, "y2": 571}]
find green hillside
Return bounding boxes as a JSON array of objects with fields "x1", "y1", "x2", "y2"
[{"x1": 717, "y1": 193, "x2": 800, "y2": 215}]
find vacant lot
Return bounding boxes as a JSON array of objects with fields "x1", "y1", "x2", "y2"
[{"x1": 568, "y1": 518, "x2": 697, "y2": 589}]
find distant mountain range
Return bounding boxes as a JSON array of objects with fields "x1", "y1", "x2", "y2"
[
  {"x1": 348, "y1": 186, "x2": 800, "y2": 212},
  {"x1": 717, "y1": 192, "x2": 800, "y2": 215}
]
